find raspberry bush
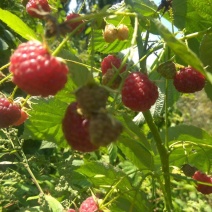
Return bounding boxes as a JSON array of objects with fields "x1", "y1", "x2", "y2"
[{"x1": 0, "y1": 0, "x2": 212, "y2": 211}]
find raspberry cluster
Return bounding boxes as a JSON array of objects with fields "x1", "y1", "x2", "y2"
[
  {"x1": 9, "y1": 40, "x2": 68, "y2": 97},
  {"x1": 103, "y1": 24, "x2": 129, "y2": 43},
  {"x1": 62, "y1": 83, "x2": 123, "y2": 152}
]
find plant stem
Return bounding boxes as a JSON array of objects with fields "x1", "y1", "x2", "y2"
[{"x1": 143, "y1": 111, "x2": 172, "y2": 211}]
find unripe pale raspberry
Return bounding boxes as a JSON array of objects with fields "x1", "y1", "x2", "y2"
[
  {"x1": 173, "y1": 67, "x2": 205, "y2": 93},
  {"x1": 62, "y1": 102, "x2": 99, "y2": 152},
  {"x1": 192, "y1": 171, "x2": 212, "y2": 195},
  {"x1": 122, "y1": 72, "x2": 159, "y2": 112},
  {"x1": 26, "y1": 0, "x2": 51, "y2": 19},
  {"x1": 0, "y1": 98, "x2": 21, "y2": 128},
  {"x1": 9, "y1": 40, "x2": 68, "y2": 97},
  {"x1": 103, "y1": 24, "x2": 118, "y2": 43},
  {"x1": 117, "y1": 24, "x2": 129, "y2": 41}
]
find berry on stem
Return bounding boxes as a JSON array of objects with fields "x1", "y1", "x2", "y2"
[
  {"x1": 65, "y1": 13, "x2": 85, "y2": 34},
  {"x1": 121, "y1": 72, "x2": 159, "y2": 112},
  {"x1": 101, "y1": 55, "x2": 126, "y2": 75},
  {"x1": 157, "y1": 61, "x2": 176, "y2": 79},
  {"x1": 117, "y1": 24, "x2": 129, "y2": 41},
  {"x1": 173, "y1": 67, "x2": 206, "y2": 93},
  {"x1": 12, "y1": 109, "x2": 28, "y2": 126},
  {"x1": 9, "y1": 40, "x2": 68, "y2": 97},
  {"x1": 103, "y1": 24, "x2": 118, "y2": 43},
  {"x1": 0, "y1": 98, "x2": 21, "y2": 128},
  {"x1": 26, "y1": 0, "x2": 51, "y2": 19},
  {"x1": 62, "y1": 102, "x2": 99, "y2": 152},
  {"x1": 79, "y1": 196, "x2": 102, "y2": 212},
  {"x1": 192, "y1": 171, "x2": 212, "y2": 195}
]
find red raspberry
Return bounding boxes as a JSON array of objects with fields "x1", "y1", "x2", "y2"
[
  {"x1": 192, "y1": 171, "x2": 212, "y2": 195},
  {"x1": 122, "y1": 72, "x2": 159, "y2": 112},
  {"x1": 0, "y1": 98, "x2": 21, "y2": 128},
  {"x1": 103, "y1": 24, "x2": 118, "y2": 43},
  {"x1": 62, "y1": 102, "x2": 99, "y2": 152},
  {"x1": 79, "y1": 196, "x2": 102, "y2": 212},
  {"x1": 9, "y1": 40, "x2": 68, "y2": 97},
  {"x1": 117, "y1": 24, "x2": 129, "y2": 41},
  {"x1": 65, "y1": 13, "x2": 85, "y2": 34},
  {"x1": 26, "y1": 0, "x2": 51, "y2": 19},
  {"x1": 67, "y1": 209, "x2": 76, "y2": 212},
  {"x1": 101, "y1": 55, "x2": 126, "y2": 75},
  {"x1": 173, "y1": 67, "x2": 205, "y2": 93},
  {"x1": 12, "y1": 109, "x2": 28, "y2": 126}
]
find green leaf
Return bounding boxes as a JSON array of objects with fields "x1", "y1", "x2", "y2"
[
  {"x1": 77, "y1": 161, "x2": 150, "y2": 210},
  {"x1": 44, "y1": 195, "x2": 64, "y2": 212},
  {"x1": 173, "y1": 0, "x2": 187, "y2": 29},
  {"x1": 165, "y1": 125, "x2": 212, "y2": 144},
  {"x1": 23, "y1": 97, "x2": 69, "y2": 148},
  {"x1": 58, "y1": 50, "x2": 93, "y2": 86},
  {"x1": 200, "y1": 33, "x2": 212, "y2": 99},
  {"x1": 118, "y1": 135, "x2": 154, "y2": 170},
  {"x1": 151, "y1": 19, "x2": 207, "y2": 78},
  {"x1": 0, "y1": 8, "x2": 37, "y2": 40},
  {"x1": 0, "y1": 37, "x2": 9, "y2": 50}
]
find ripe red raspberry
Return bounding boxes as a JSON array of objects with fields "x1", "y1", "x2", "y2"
[
  {"x1": 117, "y1": 24, "x2": 129, "y2": 41},
  {"x1": 101, "y1": 55, "x2": 126, "y2": 75},
  {"x1": 0, "y1": 98, "x2": 21, "y2": 128},
  {"x1": 79, "y1": 196, "x2": 102, "y2": 212},
  {"x1": 103, "y1": 24, "x2": 118, "y2": 43},
  {"x1": 26, "y1": 0, "x2": 51, "y2": 19},
  {"x1": 192, "y1": 171, "x2": 212, "y2": 195},
  {"x1": 122, "y1": 72, "x2": 159, "y2": 112},
  {"x1": 62, "y1": 102, "x2": 99, "y2": 152},
  {"x1": 65, "y1": 13, "x2": 85, "y2": 34},
  {"x1": 12, "y1": 109, "x2": 28, "y2": 126},
  {"x1": 9, "y1": 40, "x2": 68, "y2": 97},
  {"x1": 173, "y1": 67, "x2": 205, "y2": 93}
]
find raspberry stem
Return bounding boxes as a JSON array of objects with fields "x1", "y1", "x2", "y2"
[{"x1": 143, "y1": 110, "x2": 172, "y2": 211}]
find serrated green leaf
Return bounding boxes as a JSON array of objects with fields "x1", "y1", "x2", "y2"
[
  {"x1": 76, "y1": 161, "x2": 150, "y2": 210},
  {"x1": 44, "y1": 195, "x2": 64, "y2": 212},
  {"x1": 0, "y1": 8, "x2": 37, "y2": 40},
  {"x1": 151, "y1": 19, "x2": 207, "y2": 79},
  {"x1": 23, "y1": 97, "x2": 68, "y2": 147},
  {"x1": 118, "y1": 135, "x2": 154, "y2": 170}
]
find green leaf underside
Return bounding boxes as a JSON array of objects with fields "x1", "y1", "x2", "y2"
[{"x1": 0, "y1": 8, "x2": 37, "y2": 40}]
